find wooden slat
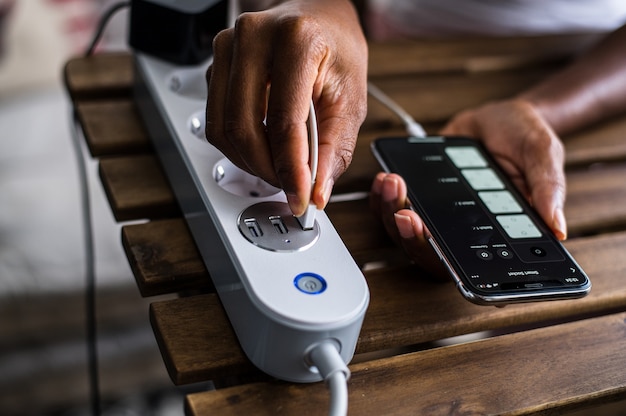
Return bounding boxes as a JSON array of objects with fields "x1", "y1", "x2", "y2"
[
  {"x1": 366, "y1": 67, "x2": 555, "y2": 125},
  {"x1": 150, "y1": 294, "x2": 257, "y2": 385},
  {"x1": 185, "y1": 312, "x2": 626, "y2": 416},
  {"x1": 367, "y1": 33, "x2": 602, "y2": 77},
  {"x1": 98, "y1": 155, "x2": 179, "y2": 222},
  {"x1": 326, "y1": 200, "x2": 409, "y2": 269},
  {"x1": 564, "y1": 115, "x2": 626, "y2": 167},
  {"x1": 121, "y1": 219, "x2": 211, "y2": 297},
  {"x1": 75, "y1": 100, "x2": 151, "y2": 157},
  {"x1": 565, "y1": 163, "x2": 626, "y2": 236},
  {"x1": 149, "y1": 231, "x2": 626, "y2": 385},
  {"x1": 64, "y1": 53, "x2": 133, "y2": 101}
]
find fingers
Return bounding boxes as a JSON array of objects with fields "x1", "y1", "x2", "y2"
[
  {"x1": 441, "y1": 100, "x2": 568, "y2": 241},
  {"x1": 370, "y1": 173, "x2": 447, "y2": 278},
  {"x1": 310, "y1": 109, "x2": 363, "y2": 210},
  {"x1": 265, "y1": 16, "x2": 366, "y2": 215},
  {"x1": 370, "y1": 173, "x2": 407, "y2": 243},
  {"x1": 206, "y1": 13, "x2": 315, "y2": 215},
  {"x1": 206, "y1": 29, "x2": 243, "y2": 170},
  {"x1": 206, "y1": 17, "x2": 278, "y2": 184},
  {"x1": 527, "y1": 163, "x2": 567, "y2": 241},
  {"x1": 505, "y1": 100, "x2": 568, "y2": 241},
  {"x1": 205, "y1": 4, "x2": 367, "y2": 217},
  {"x1": 265, "y1": 19, "x2": 322, "y2": 215},
  {"x1": 520, "y1": 117, "x2": 568, "y2": 240},
  {"x1": 393, "y1": 210, "x2": 447, "y2": 279},
  {"x1": 227, "y1": 13, "x2": 281, "y2": 184}
]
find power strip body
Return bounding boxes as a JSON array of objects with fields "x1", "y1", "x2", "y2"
[{"x1": 133, "y1": 54, "x2": 370, "y2": 382}]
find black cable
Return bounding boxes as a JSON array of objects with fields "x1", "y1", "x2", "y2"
[
  {"x1": 71, "y1": 3, "x2": 131, "y2": 414},
  {"x1": 85, "y1": 1, "x2": 130, "y2": 57},
  {"x1": 69, "y1": 109, "x2": 100, "y2": 416}
]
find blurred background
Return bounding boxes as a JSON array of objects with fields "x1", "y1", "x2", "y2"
[
  {"x1": 0, "y1": 1, "x2": 193, "y2": 414},
  {"x1": 3, "y1": 2, "x2": 625, "y2": 416}
]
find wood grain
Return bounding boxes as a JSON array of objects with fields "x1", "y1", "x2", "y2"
[
  {"x1": 64, "y1": 53, "x2": 133, "y2": 101},
  {"x1": 98, "y1": 155, "x2": 178, "y2": 221},
  {"x1": 367, "y1": 33, "x2": 602, "y2": 77},
  {"x1": 565, "y1": 163, "x2": 626, "y2": 236},
  {"x1": 186, "y1": 312, "x2": 626, "y2": 416},
  {"x1": 75, "y1": 100, "x2": 150, "y2": 157},
  {"x1": 121, "y1": 219, "x2": 211, "y2": 297}
]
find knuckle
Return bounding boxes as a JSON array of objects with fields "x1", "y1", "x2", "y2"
[
  {"x1": 212, "y1": 28, "x2": 233, "y2": 52},
  {"x1": 334, "y1": 137, "x2": 356, "y2": 175},
  {"x1": 274, "y1": 160, "x2": 299, "y2": 178},
  {"x1": 266, "y1": 111, "x2": 299, "y2": 137},
  {"x1": 233, "y1": 12, "x2": 263, "y2": 39},
  {"x1": 204, "y1": 120, "x2": 218, "y2": 144},
  {"x1": 224, "y1": 120, "x2": 251, "y2": 144},
  {"x1": 526, "y1": 127, "x2": 563, "y2": 159},
  {"x1": 275, "y1": 13, "x2": 319, "y2": 38},
  {"x1": 274, "y1": 14, "x2": 327, "y2": 58}
]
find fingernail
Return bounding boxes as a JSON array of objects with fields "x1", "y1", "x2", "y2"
[
  {"x1": 382, "y1": 176, "x2": 398, "y2": 202},
  {"x1": 394, "y1": 213, "x2": 414, "y2": 239},
  {"x1": 318, "y1": 178, "x2": 334, "y2": 208},
  {"x1": 371, "y1": 172, "x2": 385, "y2": 195},
  {"x1": 553, "y1": 209, "x2": 567, "y2": 240}
]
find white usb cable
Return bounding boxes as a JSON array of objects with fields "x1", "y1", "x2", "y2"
[
  {"x1": 296, "y1": 100, "x2": 319, "y2": 230},
  {"x1": 308, "y1": 341, "x2": 351, "y2": 416},
  {"x1": 367, "y1": 81, "x2": 427, "y2": 138}
]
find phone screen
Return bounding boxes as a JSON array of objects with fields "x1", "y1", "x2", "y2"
[{"x1": 372, "y1": 136, "x2": 590, "y2": 304}]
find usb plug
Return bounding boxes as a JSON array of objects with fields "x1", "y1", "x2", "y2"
[{"x1": 297, "y1": 204, "x2": 317, "y2": 231}]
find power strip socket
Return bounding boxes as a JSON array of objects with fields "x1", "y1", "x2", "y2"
[{"x1": 133, "y1": 53, "x2": 370, "y2": 382}]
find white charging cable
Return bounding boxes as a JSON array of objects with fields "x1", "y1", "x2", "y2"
[
  {"x1": 367, "y1": 81, "x2": 427, "y2": 138},
  {"x1": 296, "y1": 100, "x2": 319, "y2": 230},
  {"x1": 307, "y1": 100, "x2": 319, "y2": 187},
  {"x1": 308, "y1": 341, "x2": 351, "y2": 416}
]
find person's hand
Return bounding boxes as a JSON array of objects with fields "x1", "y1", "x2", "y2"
[
  {"x1": 370, "y1": 99, "x2": 567, "y2": 275},
  {"x1": 205, "y1": 0, "x2": 368, "y2": 216},
  {"x1": 442, "y1": 99, "x2": 567, "y2": 240}
]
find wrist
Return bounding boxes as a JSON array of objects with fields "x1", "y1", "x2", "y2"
[{"x1": 515, "y1": 91, "x2": 578, "y2": 137}]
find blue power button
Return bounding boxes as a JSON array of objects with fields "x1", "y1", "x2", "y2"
[{"x1": 294, "y1": 273, "x2": 327, "y2": 295}]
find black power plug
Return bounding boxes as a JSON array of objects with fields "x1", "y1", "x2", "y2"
[{"x1": 129, "y1": 0, "x2": 227, "y2": 65}]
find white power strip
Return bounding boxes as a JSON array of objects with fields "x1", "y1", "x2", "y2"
[{"x1": 133, "y1": 53, "x2": 369, "y2": 383}]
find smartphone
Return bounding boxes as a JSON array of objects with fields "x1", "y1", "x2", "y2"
[{"x1": 371, "y1": 136, "x2": 591, "y2": 306}]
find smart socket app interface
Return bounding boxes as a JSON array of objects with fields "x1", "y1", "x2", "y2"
[{"x1": 373, "y1": 136, "x2": 590, "y2": 302}]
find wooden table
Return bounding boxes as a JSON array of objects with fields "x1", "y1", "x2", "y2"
[{"x1": 64, "y1": 33, "x2": 626, "y2": 415}]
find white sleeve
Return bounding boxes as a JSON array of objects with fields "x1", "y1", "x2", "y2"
[{"x1": 367, "y1": 0, "x2": 626, "y2": 39}]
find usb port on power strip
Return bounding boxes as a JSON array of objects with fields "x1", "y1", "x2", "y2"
[
  {"x1": 238, "y1": 202, "x2": 320, "y2": 252},
  {"x1": 244, "y1": 218, "x2": 263, "y2": 238},
  {"x1": 270, "y1": 216, "x2": 288, "y2": 234}
]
